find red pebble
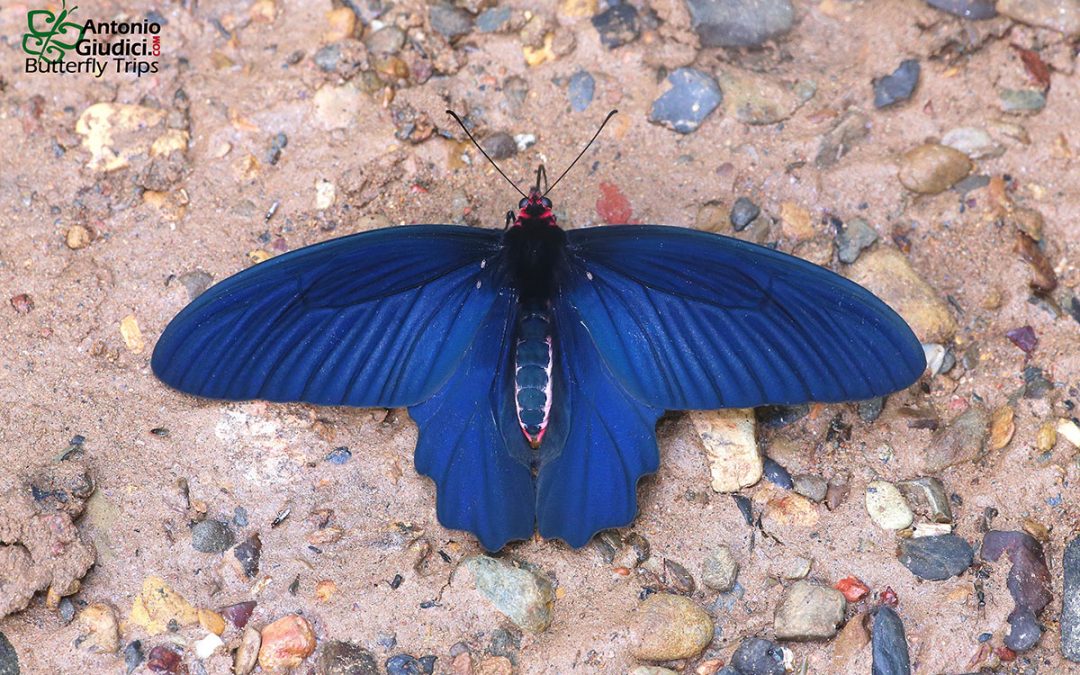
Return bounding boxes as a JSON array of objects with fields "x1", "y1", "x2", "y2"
[
  {"x1": 596, "y1": 182, "x2": 633, "y2": 224},
  {"x1": 878, "y1": 586, "x2": 899, "y2": 607},
  {"x1": 1005, "y1": 325, "x2": 1037, "y2": 354},
  {"x1": 220, "y1": 600, "x2": 257, "y2": 629},
  {"x1": 835, "y1": 576, "x2": 870, "y2": 602},
  {"x1": 147, "y1": 645, "x2": 182, "y2": 673},
  {"x1": 9, "y1": 294, "x2": 33, "y2": 314},
  {"x1": 996, "y1": 645, "x2": 1017, "y2": 662}
]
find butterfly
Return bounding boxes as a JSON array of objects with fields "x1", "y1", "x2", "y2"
[{"x1": 152, "y1": 111, "x2": 925, "y2": 551}]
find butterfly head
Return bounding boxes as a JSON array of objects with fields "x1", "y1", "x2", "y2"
[{"x1": 515, "y1": 187, "x2": 556, "y2": 227}]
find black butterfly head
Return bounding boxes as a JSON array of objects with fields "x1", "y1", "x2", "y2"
[{"x1": 515, "y1": 187, "x2": 556, "y2": 226}]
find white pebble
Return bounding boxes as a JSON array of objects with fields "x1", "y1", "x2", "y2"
[{"x1": 865, "y1": 480, "x2": 914, "y2": 530}]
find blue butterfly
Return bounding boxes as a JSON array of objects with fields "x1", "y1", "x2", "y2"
[{"x1": 152, "y1": 112, "x2": 925, "y2": 550}]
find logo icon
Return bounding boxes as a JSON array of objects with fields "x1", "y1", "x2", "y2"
[{"x1": 22, "y1": 1, "x2": 85, "y2": 63}]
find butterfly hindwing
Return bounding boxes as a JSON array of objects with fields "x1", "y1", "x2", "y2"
[
  {"x1": 409, "y1": 287, "x2": 536, "y2": 551},
  {"x1": 152, "y1": 225, "x2": 503, "y2": 408},
  {"x1": 563, "y1": 225, "x2": 926, "y2": 410}
]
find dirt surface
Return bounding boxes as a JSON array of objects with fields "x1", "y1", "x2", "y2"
[{"x1": 1, "y1": 0, "x2": 1079, "y2": 673}]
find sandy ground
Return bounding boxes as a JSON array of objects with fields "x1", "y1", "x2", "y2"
[{"x1": 1, "y1": 0, "x2": 1078, "y2": 673}]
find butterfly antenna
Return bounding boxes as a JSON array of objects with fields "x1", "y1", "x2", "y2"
[
  {"x1": 544, "y1": 109, "x2": 618, "y2": 198},
  {"x1": 535, "y1": 165, "x2": 549, "y2": 193},
  {"x1": 445, "y1": 110, "x2": 527, "y2": 199}
]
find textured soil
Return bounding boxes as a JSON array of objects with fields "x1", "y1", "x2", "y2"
[{"x1": 0, "y1": 0, "x2": 1078, "y2": 673}]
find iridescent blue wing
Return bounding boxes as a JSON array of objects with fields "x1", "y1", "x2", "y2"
[
  {"x1": 409, "y1": 287, "x2": 535, "y2": 550},
  {"x1": 152, "y1": 225, "x2": 503, "y2": 408},
  {"x1": 563, "y1": 225, "x2": 925, "y2": 410},
  {"x1": 536, "y1": 299, "x2": 662, "y2": 547}
]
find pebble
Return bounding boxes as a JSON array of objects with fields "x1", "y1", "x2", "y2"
[
  {"x1": 846, "y1": 246, "x2": 957, "y2": 343},
  {"x1": 897, "y1": 534, "x2": 973, "y2": 580},
  {"x1": 777, "y1": 556, "x2": 812, "y2": 580},
  {"x1": 220, "y1": 600, "x2": 257, "y2": 629},
  {"x1": 897, "y1": 143, "x2": 972, "y2": 194},
  {"x1": 323, "y1": 7, "x2": 357, "y2": 42},
  {"x1": 386, "y1": 654, "x2": 426, "y2": 675},
  {"x1": 896, "y1": 477, "x2": 952, "y2": 524},
  {"x1": 815, "y1": 110, "x2": 870, "y2": 168},
  {"x1": 234, "y1": 625, "x2": 261, "y2": 675},
  {"x1": 326, "y1": 447, "x2": 352, "y2": 464},
  {"x1": 591, "y1": 3, "x2": 639, "y2": 48},
  {"x1": 865, "y1": 481, "x2": 914, "y2": 531},
  {"x1": 701, "y1": 545, "x2": 739, "y2": 592},
  {"x1": 981, "y1": 530, "x2": 1052, "y2": 652},
  {"x1": 835, "y1": 218, "x2": 878, "y2": 264},
  {"x1": 481, "y1": 133, "x2": 517, "y2": 160},
  {"x1": 365, "y1": 26, "x2": 405, "y2": 55},
  {"x1": 77, "y1": 603, "x2": 119, "y2": 653},
  {"x1": 629, "y1": 668, "x2": 678, "y2": 675},
  {"x1": 476, "y1": 7, "x2": 513, "y2": 33},
  {"x1": 146, "y1": 645, "x2": 182, "y2": 673},
  {"x1": 191, "y1": 519, "x2": 235, "y2": 553},
  {"x1": 731, "y1": 637, "x2": 785, "y2": 675},
  {"x1": 130, "y1": 577, "x2": 199, "y2": 636},
  {"x1": 259, "y1": 615, "x2": 317, "y2": 671},
  {"x1": 1062, "y1": 536, "x2": 1080, "y2": 662},
  {"x1": 925, "y1": 0, "x2": 997, "y2": 18},
  {"x1": 628, "y1": 593, "x2": 714, "y2": 661},
  {"x1": 318, "y1": 645, "x2": 372, "y2": 675},
  {"x1": 465, "y1": 555, "x2": 554, "y2": 633},
  {"x1": 314, "y1": 84, "x2": 363, "y2": 130},
  {"x1": 429, "y1": 4, "x2": 473, "y2": 40},
  {"x1": 687, "y1": 0, "x2": 795, "y2": 47},
  {"x1": 926, "y1": 406, "x2": 989, "y2": 472},
  {"x1": 178, "y1": 270, "x2": 213, "y2": 300},
  {"x1": 830, "y1": 614, "x2": 869, "y2": 671},
  {"x1": 997, "y1": 0, "x2": 1080, "y2": 34},
  {"x1": 762, "y1": 457, "x2": 794, "y2": 489},
  {"x1": 792, "y1": 474, "x2": 828, "y2": 503},
  {"x1": 871, "y1": 606, "x2": 911, "y2": 675},
  {"x1": 834, "y1": 576, "x2": 870, "y2": 602},
  {"x1": 690, "y1": 409, "x2": 762, "y2": 492},
  {"x1": 873, "y1": 60, "x2": 920, "y2": 108},
  {"x1": 198, "y1": 609, "x2": 225, "y2": 636},
  {"x1": 999, "y1": 88, "x2": 1046, "y2": 113},
  {"x1": 773, "y1": 581, "x2": 847, "y2": 640},
  {"x1": 567, "y1": 70, "x2": 595, "y2": 112},
  {"x1": 730, "y1": 197, "x2": 760, "y2": 231},
  {"x1": 941, "y1": 127, "x2": 1004, "y2": 159},
  {"x1": 716, "y1": 70, "x2": 813, "y2": 125},
  {"x1": 857, "y1": 397, "x2": 885, "y2": 422},
  {"x1": 194, "y1": 632, "x2": 224, "y2": 659},
  {"x1": 763, "y1": 491, "x2": 819, "y2": 529},
  {"x1": 66, "y1": 224, "x2": 93, "y2": 250},
  {"x1": 124, "y1": 640, "x2": 143, "y2": 674},
  {"x1": 0, "y1": 632, "x2": 15, "y2": 675},
  {"x1": 232, "y1": 533, "x2": 262, "y2": 578},
  {"x1": 648, "y1": 68, "x2": 723, "y2": 135}
]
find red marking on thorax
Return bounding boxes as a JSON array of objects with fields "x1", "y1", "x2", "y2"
[{"x1": 513, "y1": 188, "x2": 558, "y2": 228}]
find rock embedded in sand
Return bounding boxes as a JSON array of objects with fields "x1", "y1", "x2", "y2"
[
  {"x1": 1062, "y1": 536, "x2": 1080, "y2": 662},
  {"x1": 234, "y1": 625, "x2": 261, "y2": 675},
  {"x1": 926, "y1": 406, "x2": 989, "y2": 472},
  {"x1": 942, "y1": 126, "x2": 1004, "y2": 159},
  {"x1": 835, "y1": 218, "x2": 878, "y2": 264},
  {"x1": 628, "y1": 593, "x2": 714, "y2": 661},
  {"x1": 846, "y1": 246, "x2": 957, "y2": 343},
  {"x1": 130, "y1": 576, "x2": 199, "y2": 635},
  {"x1": 997, "y1": 0, "x2": 1080, "y2": 35},
  {"x1": 815, "y1": 110, "x2": 871, "y2": 168},
  {"x1": 999, "y1": 88, "x2": 1046, "y2": 113},
  {"x1": 873, "y1": 59, "x2": 921, "y2": 109},
  {"x1": 716, "y1": 70, "x2": 814, "y2": 125},
  {"x1": 701, "y1": 545, "x2": 740, "y2": 592},
  {"x1": 691, "y1": 408, "x2": 762, "y2": 493},
  {"x1": 898, "y1": 534, "x2": 973, "y2": 580},
  {"x1": 429, "y1": 4, "x2": 474, "y2": 40},
  {"x1": 871, "y1": 606, "x2": 912, "y2": 675},
  {"x1": 191, "y1": 519, "x2": 235, "y2": 553},
  {"x1": 77, "y1": 603, "x2": 119, "y2": 653},
  {"x1": 317, "y1": 640, "x2": 379, "y2": 675},
  {"x1": 896, "y1": 477, "x2": 952, "y2": 523},
  {"x1": 924, "y1": 0, "x2": 997, "y2": 19},
  {"x1": 774, "y1": 581, "x2": 847, "y2": 640},
  {"x1": 146, "y1": 645, "x2": 182, "y2": 673},
  {"x1": 731, "y1": 637, "x2": 786, "y2": 675},
  {"x1": 259, "y1": 614, "x2": 317, "y2": 672},
  {"x1": 897, "y1": 143, "x2": 973, "y2": 194},
  {"x1": 592, "y1": 3, "x2": 640, "y2": 48},
  {"x1": 792, "y1": 474, "x2": 828, "y2": 503},
  {"x1": 865, "y1": 481, "x2": 914, "y2": 531},
  {"x1": 981, "y1": 530, "x2": 1053, "y2": 652},
  {"x1": 686, "y1": 0, "x2": 795, "y2": 47},
  {"x1": 464, "y1": 555, "x2": 554, "y2": 633},
  {"x1": 648, "y1": 68, "x2": 723, "y2": 134},
  {"x1": 730, "y1": 197, "x2": 760, "y2": 231}
]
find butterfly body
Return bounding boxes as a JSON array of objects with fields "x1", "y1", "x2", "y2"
[{"x1": 153, "y1": 186, "x2": 925, "y2": 551}]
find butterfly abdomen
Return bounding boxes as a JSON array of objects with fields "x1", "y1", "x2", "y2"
[{"x1": 514, "y1": 301, "x2": 553, "y2": 449}]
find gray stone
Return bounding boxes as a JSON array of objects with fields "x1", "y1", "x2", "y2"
[
  {"x1": 871, "y1": 606, "x2": 911, "y2": 675},
  {"x1": 792, "y1": 474, "x2": 828, "y2": 503},
  {"x1": 731, "y1": 637, "x2": 785, "y2": 675},
  {"x1": 997, "y1": 0, "x2": 1080, "y2": 34},
  {"x1": 465, "y1": 556, "x2": 554, "y2": 633},
  {"x1": 836, "y1": 218, "x2": 878, "y2": 264},
  {"x1": 686, "y1": 0, "x2": 795, "y2": 48},
  {"x1": 191, "y1": 519, "x2": 235, "y2": 553},
  {"x1": 1004, "y1": 607, "x2": 1042, "y2": 652},
  {"x1": 1000, "y1": 89, "x2": 1046, "y2": 113},
  {"x1": 815, "y1": 111, "x2": 870, "y2": 168},
  {"x1": 896, "y1": 477, "x2": 952, "y2": 524},
  {"x1": 701, "y1": 545, "x2": 739, "y2": 592},
  {"x1": 773, "y1": 581, "x2": 846, "y2": 641},
  {"x1": 429, "y1": 4, "x2": 473, "y2": 40},
  {"x1": 925, "y1": 0, "x2": 997, "y2": 18},
  {"x1": 0, "y1": 632, "x2": 17, "y2": 675},
  {"x1": 482, "y1": 133, "x2": 518, "y2": 160},
  {"x1": 365, "y1": 27, "x2": 405, "y2": 55},
  {"x1": 649, "y1": 68, "x2": 723, "y2": 134},
  {"x1": 317, "y1": 640, "x2": 379, "y2": 675},
  {"x1": 592, "y1": 3, "x2": 639, "y2": 48},
  {"x1": 898, "y1": 534, "x2": 973, "y2": 580},
  {"x1": 926, "y1": 406, "x2": 989, "y2": 471},
  {"x1": 1062, "y1": 536, "x2": 1080, "y2": 662},
  {"x1": 730, "y1": 196, "x2": 760, "y2": 230},
  {"x1": 568, "y1": 71, "x2": 595, "y2": 113},
  {"x1": 476, "y1": 7, "x2": 512, "y2": 33},
  {"x1": 873, "y1": 60, "x2": 920, "y2": 109}
]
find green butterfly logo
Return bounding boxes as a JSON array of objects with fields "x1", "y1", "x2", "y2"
[{"x1": 22, "y1": 1, "x2": 86, "y2": 63}]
